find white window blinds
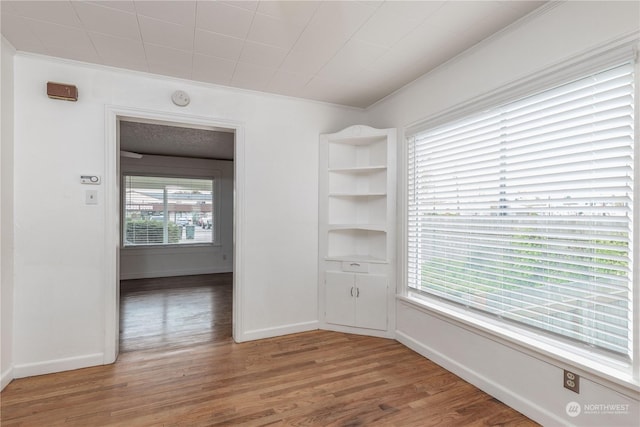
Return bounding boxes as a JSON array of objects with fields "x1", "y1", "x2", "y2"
[
  {"x1": 124, "y1": 175, "x2": 214, "y2": 246},
  {"x1": 408, "y1": 62, "x2": 635, "y2": 357}
]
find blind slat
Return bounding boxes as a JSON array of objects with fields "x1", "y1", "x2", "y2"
[{"x1": 407, "y1": 62, "x2": 634, "y2": 357}]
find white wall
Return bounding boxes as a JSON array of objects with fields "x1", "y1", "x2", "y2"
[
  {"x1": 120, "y1": 155, "x2": 233, "y2": 280},
  {"x1": 367, "y1": 2, "x2": 640, "y2": 426},
  {"x1": 6, "y1": 2, "x2": 638, "y2": 423},
  {"x1": 1, "y1": 36, "x2": 16, "y2": 390},
  {"x1": 10, "y1": 53, "x2": 364, "y2": 378}
]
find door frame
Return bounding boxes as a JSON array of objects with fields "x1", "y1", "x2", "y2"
[{"x1": 103, "y1": 106, "x2": 245, "y2": 363}]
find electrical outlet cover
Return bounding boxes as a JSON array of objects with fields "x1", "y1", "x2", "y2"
[{"x1": 564, "y1": 370, "x2": 580, "y2": 393}]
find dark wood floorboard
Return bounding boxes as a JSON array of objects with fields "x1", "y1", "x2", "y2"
[{"x1": 1, "y1": 273, "x2": 539, "y2": 426}]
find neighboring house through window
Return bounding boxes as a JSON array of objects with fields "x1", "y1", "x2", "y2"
[{"x1": 123, "y1": 175, "x2": 215, "y2": 246}]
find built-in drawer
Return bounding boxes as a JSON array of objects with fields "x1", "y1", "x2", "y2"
[{"x1": 342, "y1": 261, "x2": 369, "y2": 273}]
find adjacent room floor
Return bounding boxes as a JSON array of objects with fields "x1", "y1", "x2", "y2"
[
  {"x1": 0, "y1": 273, "x2": 538, "y2": 426},
  {"x1": 119, "y1": 273, "x2": 233, "y2": 352}
]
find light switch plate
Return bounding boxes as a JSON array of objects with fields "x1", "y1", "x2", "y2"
[{"x1": 86, "y1": 190, "x2": 98, "y2": 205}]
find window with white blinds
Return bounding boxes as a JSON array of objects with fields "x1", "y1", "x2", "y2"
[
  {"x1": 123, "y1": 175, "x2": 215, "y2": 247},
  {"x1": 407, "y1": 62, "x2": 635, "y2": 358}
]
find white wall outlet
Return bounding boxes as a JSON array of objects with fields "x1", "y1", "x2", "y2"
[{"x1": 85, "y1": 190, "x2": 98, "y2": 205}]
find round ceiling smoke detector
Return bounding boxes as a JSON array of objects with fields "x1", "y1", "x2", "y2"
[{"x1": 171, "y1": 90, "x2": 190, "y2": 107}]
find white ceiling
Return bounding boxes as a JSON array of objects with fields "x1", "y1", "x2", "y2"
[{"x1": 1, "y1": 0, "x2": 546, "y2": 108}]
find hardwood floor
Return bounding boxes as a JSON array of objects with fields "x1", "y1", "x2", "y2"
[
  {"x1": 1, "y1": 274, "x2": 538, "y2": 426},
  {"x1": 119, "y1": 273, "x2": 233, "y2": 352}
]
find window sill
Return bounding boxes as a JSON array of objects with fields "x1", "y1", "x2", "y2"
[
  {"x1": 396, "y1": 292, "x2": 640, "y2": 398},
  {"x1": 122, "y1": 243, "x2": 220, "y2": 253}
]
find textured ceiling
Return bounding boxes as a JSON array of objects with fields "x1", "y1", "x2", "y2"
[
  {"x1": 120, "y1": 121, "x2": 235, "y2": 160},
  {"x1": 1, "y1": 0, "x2": 546, "y2": 108}
]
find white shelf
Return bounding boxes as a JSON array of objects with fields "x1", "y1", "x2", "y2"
[
  {"x1": 328, "y1": 193, "x2": 386, "y2": 197},
  {"x1": 325, "y1": 255, "x2": 387, "y2": 264},
  {"x1": 328, "y1": 138, "x2": 387, "y2": 169},
  {"x1": 328, "y1": 224, "x2": 386, "y2": 232},
  {"x1": 327, "y1": 228, "x2": 386, "y2": 261},
  {"x1": 328, "y1": 195, "x2": 386, "y2": 225},
  {"x1": 329, "y1": 168, "x2": 386, "y2": 194},
  {"x1": 328, "y1": 166, "x2": 387, "y2": 173}
]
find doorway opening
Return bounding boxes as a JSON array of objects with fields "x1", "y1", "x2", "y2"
[{"x1": 104, "y1": 107, "x2": 244, "y2": 362}]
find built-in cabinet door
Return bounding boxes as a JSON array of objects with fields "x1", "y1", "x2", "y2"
[
  {"x1": 325, "y1": 271, "x2": 387, "y2": 331},
  {"x1": 325, "y1": 272, "x2": 356, "y2": 327},
  {"x1": 355, "y1": 274, "x2": 387, "y2": 330}
]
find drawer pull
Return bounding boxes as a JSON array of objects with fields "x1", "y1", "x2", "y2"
[{"x1": 342, "y1": 261, "x2": 368, "y2": 272}]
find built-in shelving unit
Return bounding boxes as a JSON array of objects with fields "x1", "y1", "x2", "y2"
[{"x1": 319, "y1": 125, "x2": 396, "y2": 337}]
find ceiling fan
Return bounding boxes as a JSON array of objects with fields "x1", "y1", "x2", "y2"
[{"x1": 120, "y1": 150, "x2": 143, "y2": 159}]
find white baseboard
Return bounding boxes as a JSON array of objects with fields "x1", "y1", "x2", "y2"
[
  {"x1": 1, "y1": 365, "x2": 14, "y2": 390},
  {"x1": 321, "y1": 323, "x2": 395, "y2": 340},
  {"x1": 237, "y1": 321, "x2": 319, "y2": 342},
  {"x1": 120, "y1": 266, "x2": 232, "y2": 280},
  {"x1": 395, "y1": 331, "x2": 563, "y2": 426},
  {"x1": 12, "y1": 353, "x2": 105, "y2": 379}
]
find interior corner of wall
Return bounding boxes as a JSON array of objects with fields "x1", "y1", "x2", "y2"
[{"x1": 1, "y1": 364, "x2": 14, "y2": 391}]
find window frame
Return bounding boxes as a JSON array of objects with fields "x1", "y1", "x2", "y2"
[
  {"x1": 121, "y1": 172, "x2": 221, "y2": 249},
  {"x1": 399, "y1": 42, "x2": 640, "y2": 394}
]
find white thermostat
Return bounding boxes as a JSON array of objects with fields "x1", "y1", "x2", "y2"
[{"x1": 81, "y1": 175, "x2": 101, "y2": 184}]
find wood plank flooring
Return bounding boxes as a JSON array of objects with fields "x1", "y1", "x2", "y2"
[
  {"x1": 119, "y1": 273, "x2": 233, "y2": 353},
  {"x1": 1, "y1": 274, "x2": 538, "y2": 426}
]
